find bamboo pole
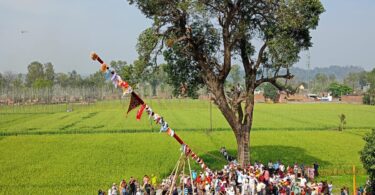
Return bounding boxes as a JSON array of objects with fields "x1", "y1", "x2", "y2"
[{"x1": 353, "y1": 165, "x2": 356, "y2": 195}]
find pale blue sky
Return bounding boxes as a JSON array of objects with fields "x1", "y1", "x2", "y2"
[{"x1": 0, "y1": 0, "x2": 374, "y2": 74}]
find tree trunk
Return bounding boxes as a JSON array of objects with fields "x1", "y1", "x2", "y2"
[
  {"x1": 235, "y1": 127, "x2": 250, "y2": 166},
  {"x1": 207, "y1": 75, "x2": 255, "y2": 166}
]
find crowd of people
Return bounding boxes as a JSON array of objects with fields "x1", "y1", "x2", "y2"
[{"x1": 99, "y1": 147, "x2": 369, "y2": 195}]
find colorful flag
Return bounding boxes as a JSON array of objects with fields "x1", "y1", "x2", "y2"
[
  {"x1": 136, "y1": 104, "x2": 146, "y2": 120},
  {"x1": 127, "y1": 92, "x2": 144, "y2": 114}
]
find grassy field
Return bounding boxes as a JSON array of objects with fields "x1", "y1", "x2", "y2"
[
  {"x1": 1, "y1": 100, "x2": 375, "y2": 134},
  {"x1": 0, "y1": 100, "x2": 373, "y2": 194}
]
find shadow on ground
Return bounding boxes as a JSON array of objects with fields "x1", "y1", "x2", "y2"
[{"x1": 197, "y1": 145, "x2": 330, "y2": 171}]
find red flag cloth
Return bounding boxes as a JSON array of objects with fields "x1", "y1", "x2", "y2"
[
  {"x1": 127, "y1": 92, "x2": 144, "y2": 114},
  {"x1": 136, "y1": 104, "x2": 146, "y2": 120}
]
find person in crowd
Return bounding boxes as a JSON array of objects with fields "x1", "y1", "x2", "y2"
[
  {"x1": 151, "y1": 174, "x2": 157, "y2": 188},
  {"x1": 313, "y1": 162, "x2": 319, "y2": 177},
  {"x1": 128, "y1": 177, "x2": 136, "y2": 195},
  {"x1": 328, "y1": 181, "x2": 333, "y2": 195},
  {"x1": 143, "y1": 180, "x2": 152, "y2": 195},
  {"x1": 110, "y1": 183, "x2": 118, "y2": 195},
  {"x1": 119, "y1": 179, "x2": 127, "y2": 195},
  {"x1": 135, "y1": 187, "x2": 141, "y2": 195},
  {"x1": 102, "y1": 158, "x2": 336, "y2": 195}
]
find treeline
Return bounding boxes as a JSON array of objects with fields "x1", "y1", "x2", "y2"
[
  {"x1": 296, "y1": 68, "x2": 375, "y2": 104},
  {"x1": 290, "y1": 66, "x2": 365, "y2": 82},
  {"x1": 1, "y1": 61, "x2": 374, "y2": 105},
  {"x1": 0, "y1": 60, "x2": 245, "y2": 105},
  {"x1": 246, "y1": 66, "x2": 375, "y2": 104},
  {"x1": 0, "y1": 61, "x2": 174, "y2": 105}
]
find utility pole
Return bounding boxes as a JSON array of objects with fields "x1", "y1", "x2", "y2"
[
  {"x1": 307, "y1": 50, "x2": 311, "y2": 93},
  {"x1": 209, "y1": 93, "x2": 212, "y2": 132}
]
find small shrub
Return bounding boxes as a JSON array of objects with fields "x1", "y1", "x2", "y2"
[{"x1": 338, "y1": 113, "x2": 346, "y2": 131}]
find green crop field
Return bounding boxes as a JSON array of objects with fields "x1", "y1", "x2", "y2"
[
  {"x1": 0, "y1": 100, "x2": 373, "y2": 194},
  {"x1": 1, "y1": 100, "x2": 374, "y2": 134}
]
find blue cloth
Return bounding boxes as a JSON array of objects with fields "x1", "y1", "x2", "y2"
[
  {"x1": 273, "y1": 162, "x2": 279, "y2": 170},
  {"x1": 192, "y1": 171, "x2": 197, "y2": 180}
]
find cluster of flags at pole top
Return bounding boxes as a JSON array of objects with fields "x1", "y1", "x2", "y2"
[{"x1": 90, "y1": 52, "x2": 208, "y2": 170}]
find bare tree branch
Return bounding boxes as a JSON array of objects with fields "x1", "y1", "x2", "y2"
[{"x1": 255, "y1": 73, "x2": 294, "y2": 88}]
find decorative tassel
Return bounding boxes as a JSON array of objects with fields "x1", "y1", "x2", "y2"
[
  {"x1": 145, "y1": 106, "x2": 153, "y2": 119},
  {"x1": 153, "y1": 114, "x2": 161, "y2": 123},
  {"x1": 166, "y1": 128, "x2": 174, "y2": 137},
  {"x1": 181, "y1": 144, "x2": 186, "y2": 152},
  {"x1": 104, "y1": 70, "x2": 111, "y2": 80},
  {"x1": 183, "y1": 145, "x2": 191, "y2": 155},
  {"x1": 160, "y1": 122, "x2": 168, "y2": 132},
  {"x1": 122, "y1": 86, "x2": 133, "y2": 96},
  {"x1": 100, "y1": 63, "x2": 108, "y2": 73},
  {"x1": 191, "y1": 153, "x2": 197, "y2": 159},
  {"x1": 90, "y1": 52, "x2": 99, "y2": 61},
  {"x1": 111, "y1": 73, "x2": 123, "y2": 88},
  {"x1": 90, "y1": 52, "x2": 103, "y2": 64},
  {"x1": 159, "y1": 117, "x2": 164, "y2": 125},
  {"x1": 136, "y1": 104, "x2": 146, "y2": 120},
  {"x1": 119, "y1": 81, "x2": 129, "y2": 88}
]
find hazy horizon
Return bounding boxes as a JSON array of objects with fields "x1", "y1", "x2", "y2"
[{"x1": 1, "y1": 0, "x2": 374, "y2": 74}]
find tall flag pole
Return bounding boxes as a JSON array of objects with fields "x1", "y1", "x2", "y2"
[{"x1": 90, "y1": 52, "x2": 208, "y2": 171}]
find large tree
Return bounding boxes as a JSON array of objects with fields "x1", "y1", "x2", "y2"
[
  {"x1": 360, "y1": 129, "x2": 375, "y2": 193},
  {"x1": 128, "y1": 0, "x2": 324, "y2": 164},
  {"x1": 0, "y1": 73, "x2": 4, "y2": 90},
  {"x1": 44, "y1": 62, "x2": 55, "y2": 88},
  {"x1": 26, "y1": 61, "x2": 44, "y2": 88}
]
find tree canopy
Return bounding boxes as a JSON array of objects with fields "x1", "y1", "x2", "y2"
[
  {"x1": 128, "y1": 0, "x2": 324, "y2": 164},
  {"x1": 360, "y1": 129, "x2": 375, "y2": 193},
  {"x1": 328, "y1": 82, "x2": 352, "y2": 98}
]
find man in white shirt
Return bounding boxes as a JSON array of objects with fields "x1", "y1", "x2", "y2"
[
  {"x1": 300, "y1": 177, "x2": 307, "y2": 187},
  {"x1": 248, "y1": 173, "x2": 257, "y2": 195}
]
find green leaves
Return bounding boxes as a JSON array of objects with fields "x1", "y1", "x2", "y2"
[
  {"x1": 360, "y1": 129, "x2": 375, "y2": 192},
  {"x1": 26, "y1": 61, "x2": 55, "y2": 89},
  {"x1": 163, "y1": 44, "x2": 203, "y2": 98},
  {"x1": 261, "y1": 82, "x2": 279, "y2": 102},
  {"x1": 328, "y1": 82, "x2": 353, "y2": 98},
  {"x1": 136, "y1": 28, "x2": 159, "y2": 64}
]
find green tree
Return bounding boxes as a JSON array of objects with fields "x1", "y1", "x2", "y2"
[
  {"x1": 84, "y1": 71, "x2": 107, "y2": 88},
  {"x1": 148, "y1": 65, "x2": 168, "y2": 97},
  {"x1": 363, "y1": 69, "x2": 375, "y2": 105},
  {"x1": 338, "y1": 113, "x2": 346, "y2": 131},
  {"x1": 120, "y1": 59, "x2": 146, "y2": 87},
  {"x1": 128, "y1": 0, "x2": 324, "y2": 164},
  {"x1": 262, "y1": 83, "x2": 279, "y2": 102},
  {"x1": 328, "y1": 74, "x2": 336, "y2": 83},
  {"x1": 312, "y1": 73, "x2": 329, "y2": 93},
  {"x1": 358, "y1": 71, "x2": 368, "y2": 89},
  {"x1": 55, "y1": 73, "x2": 70, "y2": 88},
  {"x1": 2, "y1": 71, "x2": 16, "y2": 90},
  {"x1": 110, "y1": 60, "x2": 128, "y2": 75},
  {"x1": 26, "y1": 61, "x2": 44, "y2": 88},
  {"x1": 344, "y1": 72, "x2": 360, "y2": 92},
  {"x1": 328, "y1": 82, "x2": 353, "y2": 98},
  {"x1": 363, "y1": 88, "x2": 375, "y2": 105},
  {"x1": 12, "y1": 74, "x2": 24, "y2": 89},
  {"x1": 0, "y1": 72, "x2": 4, "y2": 90},
  {"x1": 44, "y1": 62, "x2": 55, "y2": 88},
  {"x1": 32, "y1": 78, "x2": 50, "y2": 89},
  {"x1": 68, "y1": 70, "x2": 82, "y2": 87},
  {"x1": 360, "y1": 129, "x2": 375, "y2": 193}
]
